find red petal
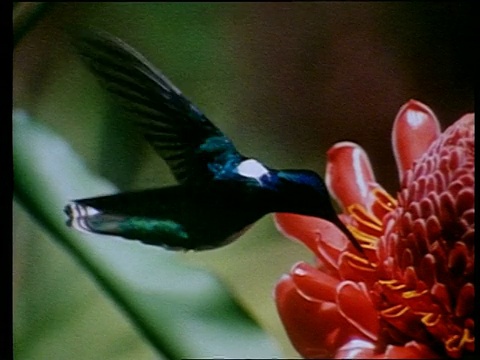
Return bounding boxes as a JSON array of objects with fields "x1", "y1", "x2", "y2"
[
  {"x1": 335, "y1": 339, "x2": 376, "y2": 359},
  {"x1": 275, "y1": 275, "x2": 363, "y2": 358},
  {"x1": 392, "y1": 99, "x2": 441, "y2": 181},
  {"x1": 455, "y1": 282, "x2": 474, "y2": 318},
  {"x1": 326, "y1": 142, "x2": 378, "y2": 211},
  {"x1": 291, "y1": 262, "x2": 340, "y2": 303},
  {"x1": 336, "y1": 340, "x2": 440, "y2": 359},
  {"x1": 431, "y1": 282, "x2": 452, "y2": 313},
  {"x1": 337, "y1": 281, "x2": 379, "y2": 341},
  {"x1": 274, "y1": 213, "x2": 325, "y2": 257},
  {"x1": 338, "y1": 252, "x2": 378, "y2": 286},
  {"x1": 380, "y1": 341, "x2": 441, "y2": 358},
  {"x1": 315, "y1": 220, "x2": 352, "y2": 271},
  {"x1": 274, "y1": 213, "x2": 348, "y2": 271}
]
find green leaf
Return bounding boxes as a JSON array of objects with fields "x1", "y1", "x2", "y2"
[{"x1": 13, "y1": 109, "x2": 282, "y2": 359}]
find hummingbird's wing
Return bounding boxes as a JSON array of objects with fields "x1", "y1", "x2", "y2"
[{"x1": 70, "y1": 29, "x2": 243, "y2": 184}]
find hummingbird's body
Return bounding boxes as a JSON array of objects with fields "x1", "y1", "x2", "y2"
[
  {"x1": 65, "y1": 30, "x2": 365, "y2": 256},
  {"x1": 68, "y1": 171, "x2": 271, "y2": 250},
  {"x1": 68, "y1": 184, "x2": 258, "y2": 250}
]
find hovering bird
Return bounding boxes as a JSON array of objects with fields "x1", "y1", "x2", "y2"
[{"x1": 64, "y1": 30, "x2": 365, "y2": 255}]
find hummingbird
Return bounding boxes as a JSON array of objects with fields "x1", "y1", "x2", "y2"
[{"x1": 64, "y1": 30, "x2": 365, "y2": 255}]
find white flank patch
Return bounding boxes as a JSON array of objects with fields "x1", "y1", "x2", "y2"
[
  {"x1": 236, "y1": 159, "x2": 269, "y2": 183},
  {"x1": 66, "y1": 202, "x2": 100, "y2": 234}
]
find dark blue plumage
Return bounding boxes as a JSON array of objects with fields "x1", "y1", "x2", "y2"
[{"x1": 64, "y1": 30, "x2": 365, "y2": 255}]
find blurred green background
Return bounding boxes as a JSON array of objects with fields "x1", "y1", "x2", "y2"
[{"x1": 13, "y1": 3, "x2": 474, "y2": 359}]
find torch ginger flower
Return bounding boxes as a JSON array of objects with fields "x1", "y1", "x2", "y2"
[{"x1": 274, "y1": 100, "x2": 474, "y2": 358}]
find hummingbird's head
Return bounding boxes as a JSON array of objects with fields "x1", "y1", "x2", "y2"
[{"x1": 274, "y1": 169, "x2": 339, "y2": 221}]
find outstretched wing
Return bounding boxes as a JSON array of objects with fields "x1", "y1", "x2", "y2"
[{"x1": 70, "y1": 29, "x2": 242, "y2": 184}]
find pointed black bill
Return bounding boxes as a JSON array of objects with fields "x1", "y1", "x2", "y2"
[{"x1": 331, "y1": 216, "x2": 367, "y2": 259}]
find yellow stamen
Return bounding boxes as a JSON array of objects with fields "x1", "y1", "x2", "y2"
[
  {"x1": 421, "y1": 312, "x2": 441, "y2": 327},
  {"x1": 413, "y1": 310, "x2": 429, "y2": 317},
  {"x1": 445, "y1": 329, "x2": 473, "y2": 353},
  {"x1": 402, "y1": 289, "x2": 429, "y2": 299},
  {"x1": 347, "y1": 204, "x2": 383, "y2": 232},
  {"x1": 377, "y1": 279, "x2": 398, "y2": 285},
  {"x1": 344, "y1": 252, "x2": 376, "y2": 272},
  {"x1": 372, "y1": 188, "x2": 397, "y2": 211},
  {"x1": 381, "y1": 304, "x2": 410, "y2": 318},
  {"x1": 377, "y1": 279, "x2": 407, "y2": 291},
  {"x1": 348, "y1": 226, "x2": 378, "y2": 249},
  {"x1": 460, "y1": 328, "x2": 475, "y2": 347},
  {"x1": 446, "y1": 334, "x2": 460, "y2": 354}
]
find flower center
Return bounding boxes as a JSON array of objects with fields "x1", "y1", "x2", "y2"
[{"x1": 343, "y1": 179, "x2": 474, "y2": 358}]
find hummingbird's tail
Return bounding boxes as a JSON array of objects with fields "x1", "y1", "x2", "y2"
[
  {"x1": 64, "y1": 199, "x2": 191, "y2": 250},
  {"x1": 64, "y1": 201, "x2": 123, "y2": 236}
]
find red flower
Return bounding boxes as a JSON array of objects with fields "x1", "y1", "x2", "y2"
[{"x1": 274, "y1": 100, "x2": 474, "y2": 359}]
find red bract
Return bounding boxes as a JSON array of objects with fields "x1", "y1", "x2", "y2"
[{"x1": 274, "y1": 100, "x2": 474, "y2": 359}]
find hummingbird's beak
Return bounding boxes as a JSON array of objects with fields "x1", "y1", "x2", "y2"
[{"x1": 331, "y1": 216, "x2": 368, "y2": 260}]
